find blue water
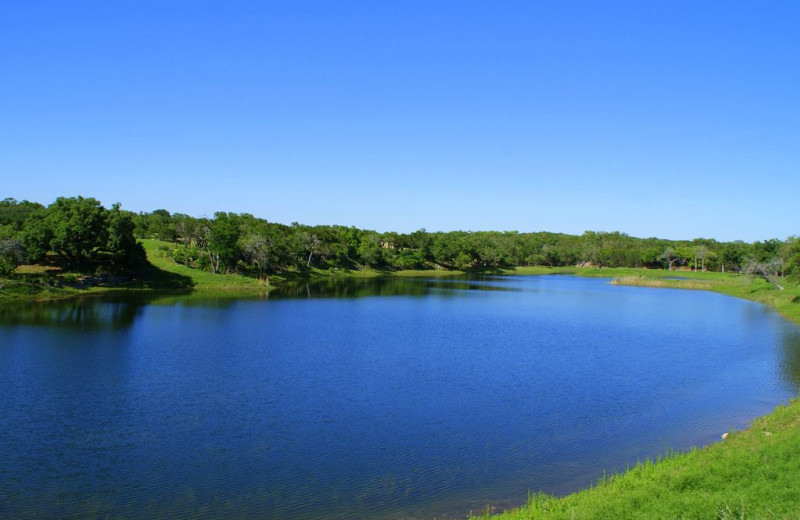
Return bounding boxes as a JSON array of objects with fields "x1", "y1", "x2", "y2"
[{"x1": 1, "y1": 275, "x2": 799, "y2": 519}]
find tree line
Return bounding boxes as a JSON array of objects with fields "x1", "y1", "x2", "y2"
[{"x1": 2, "y1": 197, "x2": 799, "y2": 282}]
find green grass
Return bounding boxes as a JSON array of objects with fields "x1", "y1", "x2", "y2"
[
  {"x1": 508, "y1": 265, "x2": 732, "y2": 281},
  {"x1": 0, "y1": 274, "x2": 84, "y2": 301},
  {"x1": 138, "y1": 239, "x2": 268, "y2": 292},
  {"x1": 476, "y1": 397, "x2": 800, "y2": 520}
]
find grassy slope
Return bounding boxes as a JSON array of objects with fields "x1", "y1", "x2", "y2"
[
  {"x1": 138, "y1": 239, "x2": 267, "y2": 292},
  {"x1": 473, "y1": 269, "x2": 800, "y2": 520}
]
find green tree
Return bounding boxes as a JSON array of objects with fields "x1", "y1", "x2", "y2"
[
  {"x1": 23, "y1": 197, "x2": 108, "y2": 271},
  {"x1": 661, "y1": 246, "x2": 690, "y2": 271},
  {"x1": 0, "y1": 198, "x2": 44, "y2": 231},
  {"x1": 357, "y1": 230, "x2": 384, "y2": 268},
  {"x1": 408, "y1": 228, "x2": 433, "y2": 262},
  {"x1": 692, "y1": 245, "x2": 709, "y2": 271},
  {"x1": 0, "y1": 224, "x2": 24, "y2": 275},
  {"x1": 207, "y1": 212, "x2": 240, "y2": 274},
  {"x1": 720, "y1": 241, "x2": 750, "y2": 273},
  {"x1": 21, "y1": 197, "x2": 145, "y2": 272},
  {"x1": 106, "y1": 204, "x2": 147, "y2": 269},
  {"x1": 49, "y1": 197, "x2": 108, "y2": 270},
  {"x1": 240, "y1": 224, "x2": 288, "y2": 278},
  {"x1": 782, "y1": 237, "x2": 800, "y2": 281},
  {"x1": 19, "y1": 209, "x2": 51, "y2": 263},
  {"x1": 753, "y1": 239, "x2": 782, "y2": 263}
]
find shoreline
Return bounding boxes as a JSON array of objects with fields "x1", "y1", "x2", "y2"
[
  {"x1": 3, "y1": 257, "x2": 800, "y2": 517},
  {"x1": 472, "y1": 272, "x2": 800, "y2": 519}
]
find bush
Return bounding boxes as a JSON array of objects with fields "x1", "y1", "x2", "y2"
[
  {"x1": 172, "y1": 246, "x2": 201, "y2": 267},
  {"x1": 0, "y1": 238, "x2": 25, "y2": 275}
]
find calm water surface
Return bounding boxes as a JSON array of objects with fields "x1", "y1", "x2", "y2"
[{"x1": 1, "y1": 275, "x2": 799, "y2": 519}]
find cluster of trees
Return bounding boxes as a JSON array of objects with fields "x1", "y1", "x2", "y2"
[
  {"x1": 0, "y1": 197, "x2": 145, "y2": 274},
  {"x1": 3, "y1": 196, "x2": 799, "y2": 284},
  {"x1": 129, "y1": 206, "x2": 800, "y2": 282}
]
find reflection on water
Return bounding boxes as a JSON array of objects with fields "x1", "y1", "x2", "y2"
[
  {"x1": 780, "y1": 326, "x2": 800, "y2": 390},
  {"x1": 0, "y1": 277, "x2": 519, "y2": 329},
  {"x1": 271, "y1": 275, "x2": 519, "y2": 300},
  {"x1": 0, "y1": 293, "x2": 268, "y2": 328},
  {"x1": 0, "y1": 296, "x2": 146, "y2": 329},
  {"x1": 1, "y1": 276, "x2": 800, "y2": 520}
]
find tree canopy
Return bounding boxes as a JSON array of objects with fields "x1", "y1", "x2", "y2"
[
  {"x1": 3, "y1": 195, "x2": 798, "y2": 285},
  {"x1": 20, "y1": 197, "x2": 145, "y2": 272}
]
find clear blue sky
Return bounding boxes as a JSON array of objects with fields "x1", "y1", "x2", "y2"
[{"x1": 1, "y1": 1, "x2": 798, "y2": 242}]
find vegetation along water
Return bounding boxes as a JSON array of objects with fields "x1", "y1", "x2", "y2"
[{"x1": 2, "y1": 195, "x2": 800, "y2": 519}]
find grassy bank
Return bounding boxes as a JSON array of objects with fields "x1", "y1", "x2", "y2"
[
  {"x1": 471, "y1": 270, "x2": 800, "y2": 520},
  {"x1": 608, "y1": 271, "x2": 800, "y2": 329},
  {"x1": 138, "y1": 239, "x2": 268, "y2": 292},
  {"x1": 476, "y1": 397, "x2": 800, "y2": 519},
  {"x1": 0, "y1": 239, "x2": 471, "y2": 301},
  {"x1": 510, "y1": 265, "x2": 800, "y2": 325}
]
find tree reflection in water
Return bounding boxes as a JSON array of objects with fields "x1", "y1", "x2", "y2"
[{"x1": 780, "y1": 325, "x2": 800, "y2": 391}]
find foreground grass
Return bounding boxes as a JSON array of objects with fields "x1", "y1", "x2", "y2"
[{"x1": 478, "y1": 398, "x2": 800, "y2": 520}]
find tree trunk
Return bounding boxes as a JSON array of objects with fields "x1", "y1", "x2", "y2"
[
  {"x1": 767, "y1": 277, "x2": 784, "y2": 291},
  {"x1": 208, "y1": 249, "x2": 220, "y2": 274}
]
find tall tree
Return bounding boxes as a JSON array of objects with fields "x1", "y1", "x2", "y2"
[
  {"x1": 21, "y1": 197, "x2": 145, "y2": 272},
  {"x1": 0, "y1": 224, "x2": 24, "y2": 275},
  {"x1": 720, "y1": 241, "x2": 750, "y2": 273},
  {"x1": 21, "y1": 197, "x2": 108, "y2": 271},
  {"x1": 107, "y1": 204, "x2": 147, "y2": 269},
  {"x1": 207, "y1": 212, "x2": 240, "y2": 274},
  {"x1": 782, "y1": 237, "x2": 800, "y2": 282},
  {"x1": 661, "y1": 247, "x2": 687, "y2": 271},
  {"x1": 0, "y1": 198, "x2": 44, "y2": 231}
]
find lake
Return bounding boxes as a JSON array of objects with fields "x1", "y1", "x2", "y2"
[{"x1": 1, "y1": 275, "x2": 799, "y2": 519}]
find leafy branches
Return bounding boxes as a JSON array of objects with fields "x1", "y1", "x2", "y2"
[{"x1": 20, "y1": 197, "x2": 145, "y2": 272}]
